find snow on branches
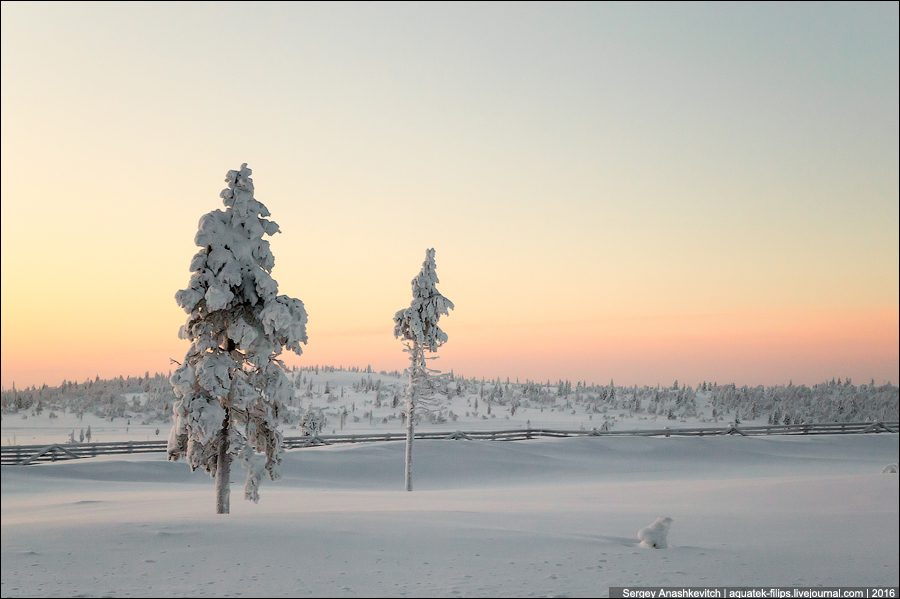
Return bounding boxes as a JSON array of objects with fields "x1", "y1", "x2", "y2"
[
  {"x1": 394, "y1": 248, "x2": 454, "y2": 353},
  {"x1": 393, "y1": 248, "x2": 455, "y2": 412},
  {"x1": 394, "y1": 248, "x2": 453, "y2": 491},
  {"x1": 168, "y1": 164, "x2": 307, "y2": 509}
]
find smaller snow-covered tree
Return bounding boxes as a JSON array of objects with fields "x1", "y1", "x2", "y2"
[
  {"x1": 393, "y1": 248, "x2": 453, "y2": 491},
  {"x1": 300, "y1": 405, "x2": 326, "y2": 437}
]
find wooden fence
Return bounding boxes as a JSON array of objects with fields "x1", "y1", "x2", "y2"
[{"x1": 2, "y1": 420, "x2": 897, "y2": 466}]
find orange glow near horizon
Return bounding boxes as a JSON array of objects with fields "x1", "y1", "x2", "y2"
[
  {"x1": 435, "y1": 307, "x2": 900, "y2": 386},
  {"x1": 2, "y1": 306, "x2": 896, "y2": 390}
]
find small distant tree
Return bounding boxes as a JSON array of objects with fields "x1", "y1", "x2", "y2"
[
  {"x1": 393, "y1": 248, "x2": 453, "y2": 491},
  {"x1": 300, "y1": 405, "x2": 326, "y2": 436},
  {"x1": 168, "y1": 164, "x2": 308, "y2": 514}
]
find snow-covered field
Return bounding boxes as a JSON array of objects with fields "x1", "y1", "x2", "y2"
[{"x1": 2, "y1": 432, "x2": 898, "y2": 597}]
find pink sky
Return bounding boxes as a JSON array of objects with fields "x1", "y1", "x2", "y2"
[{"x1": 2, "y1": 305, "x2": 896, "y2": 390}]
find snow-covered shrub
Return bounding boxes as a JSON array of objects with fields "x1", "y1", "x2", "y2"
[
  {"x1": 168, "y1": 164, "x2": 307, "y2": 513},
  {"x1": 638, "y1": 517, "x2": 673, "y2": 549},
  {"x1": 300, "y1": 405, "x2": 326, "y2": 436}
]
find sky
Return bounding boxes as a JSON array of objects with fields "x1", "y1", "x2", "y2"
[{"x1": 1, "y1": 2, "x2": 898, "y2": 390}]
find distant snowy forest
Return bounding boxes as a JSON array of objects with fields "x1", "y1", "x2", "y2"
[{"x1": 2, "y1": 367, "x2": 897, "y2": 432}]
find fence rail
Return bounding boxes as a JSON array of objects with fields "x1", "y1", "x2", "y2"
[{"x1": 2, "y1": 421, "x2": 897, "y2": 466}]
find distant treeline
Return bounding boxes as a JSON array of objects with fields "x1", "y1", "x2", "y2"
[{"x1": 1, "y1": 368, "x2": 897, "y2": 427}]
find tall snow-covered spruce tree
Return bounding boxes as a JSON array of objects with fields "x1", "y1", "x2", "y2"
[
  {"x1": 393, "y1": 248, "x2": 453, "y2": 492},
  {"x1": 168, "y1": 164, "x2": 308, "y2": 514}
]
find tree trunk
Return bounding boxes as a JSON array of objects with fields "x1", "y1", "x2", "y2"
[
  {"x1": 405, "y1": 398, "x2": 414, "y2": 492},
  {"x1": 404, "y1": 340, "x2": 420, "y2": 492},
  {"x1": 215, "y1": 414, "x2": 231, "y2": 514}
]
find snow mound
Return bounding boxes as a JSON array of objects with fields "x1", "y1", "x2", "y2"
[
  {"x1": 883, "y1": 463, "x2": 898, "y2": 474},
  {"x1": 638, "y1": 516, "x2": 673, "y2": 549}
]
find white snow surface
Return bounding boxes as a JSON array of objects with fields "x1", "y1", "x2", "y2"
[{"x1": 2, "y1": 433, "x2": 898, "y2": 597}]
